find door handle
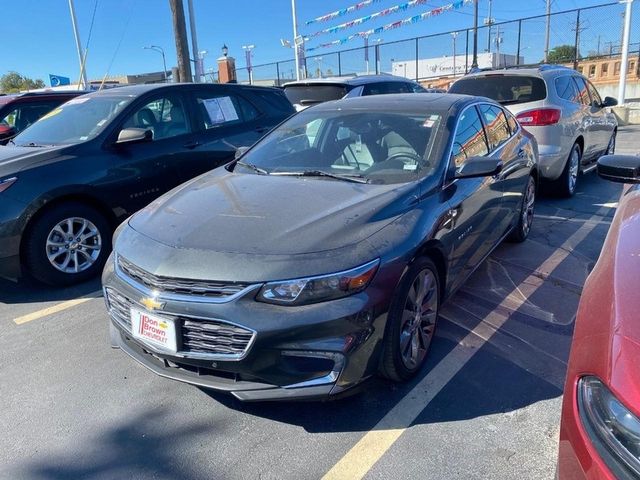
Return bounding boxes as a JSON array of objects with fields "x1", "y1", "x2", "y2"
[
  {"x1": 517, "y1": 148, "x2": 526, "y2": 158},
  {"x1": 183, "y1": 140, "x2": 201, "y2": 149}
]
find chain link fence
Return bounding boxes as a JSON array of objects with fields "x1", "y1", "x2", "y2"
[{"x1": 213, "y1": 2, "x2": 638, "y2": 88}]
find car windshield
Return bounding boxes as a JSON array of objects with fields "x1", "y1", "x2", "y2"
[
  {"x1": 283, "y1": 85, "x2": 349, "y2": 107},
  {"x1": 12, "y1": 94, "x2": 135, "y2": 146},
  {"x1": 450, "y1": 75, "x2": 547, "y2": 105},
  {"x1": 235, "y1": 108, "x2": 444, "y2": 185}
]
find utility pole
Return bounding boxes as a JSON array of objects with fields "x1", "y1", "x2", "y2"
[
  {"x1": 544, "y1": 0, "x2": 551, "y2": 62},
  {"x1": 494, "y1": 25, "x2": 503, "y2": 66},
  {"x1": 186, "y1": 0, "x2": 201, "y2": 82},
  {"x1": 291, "y1": 0, "x2": 302, "y2": 80},
  {"x1": 472, "y1": 0, "x2": 479, "y2": 68},
  {"x1": 618, "y1": 0, "x2": 634, "y2": 103},
  {"x1": 484, "y1": 0, "x2": 494, "y2": 53},
  {"x1": 451, "y1": 32, "x2": 458, "y2": 78},
  {"x1": 68, "y1": 0, "x2": 88, "y2": 89},
  {"x1": 571, "y1": 12, "x2": 588, "y2": 69},
  {"x1": 169, "y1": 0, "x2": 192, "y2": 83},
  {"x1": 243, "y1": 45, "x2": 255, "y2": 84},
  {"x1": 364, "y1": 36, "x2": 370, "y2": 75}
]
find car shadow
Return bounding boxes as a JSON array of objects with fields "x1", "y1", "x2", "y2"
[
  {"x1": 0, "y1": 276, "x2": 101, "y2": 305},
  {"x1": 20, "y1": 407, "x2": 213, "y2": 480}
]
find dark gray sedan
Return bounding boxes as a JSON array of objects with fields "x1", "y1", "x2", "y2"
[{"x1": 102, "y1": 94, "x2": 538, "y2": 401}]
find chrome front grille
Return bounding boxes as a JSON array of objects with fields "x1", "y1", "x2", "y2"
[
  {"x1": 117, "y1": 256, "x2": 250, "y2": 299},
  {"x1": 182, "y1": 320, "x2": 254, "y2": 356},
  {"x1": 105, "y1": 287, "x2": 255, "y2": 359}
]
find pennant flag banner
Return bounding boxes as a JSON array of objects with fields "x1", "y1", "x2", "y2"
[
  {"x1": 305, "y1": 0, "x2": 383, "y2": 26},
  {"x1": 306, "y1": 0, "x2": 472, "y2": 52},
  {"x1": 306, "y1": 0, "x2": 432, "y2": 39}
]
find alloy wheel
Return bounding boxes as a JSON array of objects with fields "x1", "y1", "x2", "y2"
[
  {"x1": 522, "y1": 178, "x2": 536, "y2": 237},
  {"x1": 568, "y1": 147, "x2": 580, "y2": 194},
  {"x1": 399, "y1": 269, "x2": 438, "y2": 370},
  {"x1": 45, "y1": 217, "x2": 102, "y2": 274}
]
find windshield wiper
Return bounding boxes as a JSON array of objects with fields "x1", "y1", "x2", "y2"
[
  {"x1": 235, "y1": 160, "x2": 269, "y2": 175},
  {"x1": 18, "y1": 142, "x2": 51, "y2": 148},
  {"x1": 271, "y1": 170, "x2": 370, "y2": 184}
]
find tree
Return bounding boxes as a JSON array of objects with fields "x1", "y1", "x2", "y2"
[
  {"x1": 0, "y1": 71, "x2": 46, "y2": 93},
  {"x1": 546, "y1": 45, "x2": 577, "y2": 64}
]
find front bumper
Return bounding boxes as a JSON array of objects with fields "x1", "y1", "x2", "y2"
[
  {"x1": 0, "y1": 194, "x2": 28, "y2": 280},
  {"x1": 102, "y1": 255, "x2": 390, "y2": 401}
]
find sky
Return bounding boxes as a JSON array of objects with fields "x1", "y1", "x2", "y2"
[{"x1": 3, "y1": 0, "x2": 637, "y2": 84}]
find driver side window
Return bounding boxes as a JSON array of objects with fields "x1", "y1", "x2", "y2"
[
  {"x1": 121, "y1": 96, "x2": 190, "y2": 141},
  {"x1": 451, "y1": 107, "x2": 489, "y2": 167}
]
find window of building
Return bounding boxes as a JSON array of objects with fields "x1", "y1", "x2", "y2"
[
  {"x1": 615, "y1": 62, "x2": 621, "y2": 75},
  {"x1": 588, "y1": 65, "x2": 596, "y2": 78},
  {"x1": 601, "y1": 63, "x2": 609, "y2": 77},
  {"x1": 577, "y1": 66, "x2": 584, "y2": 74},
  {"x1": 629, "y1": 61, "x2": 636, "y2": 75}
]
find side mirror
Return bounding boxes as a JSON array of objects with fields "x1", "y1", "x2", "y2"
[
  {"x1": 601, "y1": 96, "x2": 618, "y2": 108},
  {"x1": 116, "y1": 127, "x2": 152, "y2": 145},
  {"x1": 597, "y1": 155, "x2": 640, "y2": 184},
  {"x1": 234, "y1": 146, "x2": 250, "y2": 159},
  {"x1": 454, "y1": 157, "x2": 503, "y2": 179},
  {"x1": 0, "y1": 124, "x2": 16, "y2": 139}
]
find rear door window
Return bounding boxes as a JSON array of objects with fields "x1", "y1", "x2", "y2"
[
  {"x1": 555, "y1": 76, "x2": 580, "y2": 103},
  {"x1": 193, "y1": 91, "x2": 259, "y2": 130},
  {"x1": 449, "y1": 75, "x2": 547, "y2": 105},
  {"x1": 478, "y1": 104, "x2": 511, "y2": 151},
  {"x1": 452, "y1": 106, "x2": 489, "y2": 167},
  {"x1": 572, "y1": 77, "x2": 591, "y2": 106}
]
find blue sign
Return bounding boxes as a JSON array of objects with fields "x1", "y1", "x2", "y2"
[{"x1": 49, "y1": 75, "x2": 71, "y2": 87}]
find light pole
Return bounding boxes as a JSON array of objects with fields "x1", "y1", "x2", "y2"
[
  {"x1": 242, "y1": 44, "x2": 255, "y2": 84},
  {"x1": 451, "y1": 32, "x2": 459, "y2": 78},
  {"x1": 68, "y1": 0, "x2": 88, "y2": 89},
  {"x1": 618, "y1": 0, "x2": 634, "y2": 103},
  {"x1": 314, "y1": 57, "x2": 323, "y2": 78},
  {"x1": 291, "y1": 0, "x2": 302, "y2": 80},
  {"x1": 144, "y1": 45, "x2": 168, "y2": 82},
  {"x1": 198, "y1": 49, "x2": 208, "y2": 82}
]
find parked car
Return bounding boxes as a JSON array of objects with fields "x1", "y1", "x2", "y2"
[
  {"x1": 282, "y1": 74, "x2": 427, "y2": 111},
  {"x1": 558, "y1": 154, "x2": 640, "y2": 479},
  {"x1": 0, "y1": 83, "x2": 294, "y2": 285},
  {"x1": 0, "y1": 91, "x2": 86, "y2": 144},
  {"x1": 102, "y1": 93, "x2": 538, "y2": 401},
  {"x1": 449, "y1": 65, "x2": 618, "y2": 196}
]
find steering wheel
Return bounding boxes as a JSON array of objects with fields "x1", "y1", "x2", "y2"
[{"x1": 385, "y1": 151, "x2": 423, "y2": 164}]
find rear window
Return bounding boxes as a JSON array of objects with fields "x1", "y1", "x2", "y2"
[
  {"x1": 283, "y1": 85, "x2": 348, "y2": 107},
  {"x1": 252, "y1": 89, "x2": 295, "y2": 115},
  {"x1": 449, "y1": 75, "x2": 547, "y2": 105}
]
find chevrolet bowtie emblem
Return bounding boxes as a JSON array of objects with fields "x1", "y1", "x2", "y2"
[{"x1": 141, "y1": 297, "x2": 165, "y2": 311}]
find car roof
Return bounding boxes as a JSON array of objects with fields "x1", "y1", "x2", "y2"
[
  {"x1": 282, "y1": 74, "x2": 415, "y2": 88},
  {"x1": 0, "y1": 91, "x2": 86, "y2": 106},
  {"x1": 82, "y1": 82, "x2": 283, "y2": 98},
  {"x1": 309, "y1": 92, "x2": 488, "y2": 113},
  {"x1": 459, "y1": 64, "x2": 576, "y2": 79}
]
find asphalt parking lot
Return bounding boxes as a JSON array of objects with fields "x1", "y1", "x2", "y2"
[{"x1": 1, "y1": 127, "x2": 638, "y2": 480}]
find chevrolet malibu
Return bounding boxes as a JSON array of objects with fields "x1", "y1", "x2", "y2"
[
  {"x1": 558, "y1": 154, "x2": 640, "y2": 479},
  {"x1": 103, "y1": 94, "x2": 538, "y2": 401}
]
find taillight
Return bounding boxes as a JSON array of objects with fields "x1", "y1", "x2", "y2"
[{"x1": 516, "y1": 108, "x2": 561, "y2": 126}]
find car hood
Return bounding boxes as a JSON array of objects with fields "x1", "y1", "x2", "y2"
[
  {"x1": 128, "y1": 168, "x2": 416, "y2": 256},
  {"x1": 0, "y1": 144, "x2": 62, "y2": 178}
]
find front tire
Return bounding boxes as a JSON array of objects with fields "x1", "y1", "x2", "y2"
[
  {"x1": 380, "y1": 257, "x2": 440, "y2": 382},
  {"x1": 24, "y1": 202, "x2": 112, "y2": 286},
  {"x1": 508, "y1": 175, "x2": 536, "y2": 243}
]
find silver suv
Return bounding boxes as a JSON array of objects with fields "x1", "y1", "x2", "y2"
[{"x1": 450, "y1": 65, "x2": 618, "y2": 196}]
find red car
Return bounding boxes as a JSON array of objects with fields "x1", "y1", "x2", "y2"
[
  {"x1": 0, "y1": 91, "x2": 85, "y2": 144},
  {"x1": 558, "y1": 154, "x2": 640, "y2": 479}
]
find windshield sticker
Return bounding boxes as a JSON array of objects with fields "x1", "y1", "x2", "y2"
[
  {"x1": 66, "y1": 97, "x2": 91, "y2": 105},
  {"x1": 202, "y1": 96, "x2": 239, "y2": 125},
  {"x1": 403, "y1": 164, "x2": 418, "y2": 171},
  {"x1": 422, "y1": 120, "x2": 436, "y2": 128}
]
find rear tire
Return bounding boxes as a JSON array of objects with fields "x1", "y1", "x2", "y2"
[
  {"x1": 555, "y1": 143, "x2": 581, "y2": 198},
  {"x1": 24, "y1": 202, "x2": 112, "y2": 286},
  {"x1": 507, "y1": 176, "x2": 536, "y2": 243},
  {"x1": 380, "y1": 257, "x2": 440, "y2": 382}
]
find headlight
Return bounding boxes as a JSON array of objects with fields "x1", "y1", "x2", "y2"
[
  {"x1": 257, "y1": 259, "x2": 380, "y2": 306},
  {"x1": 579, "y1": 376, "x2": 640, "y2": 479},
  {"x1": 0, "y1": 177, "x2": 17, "y2": 193}
]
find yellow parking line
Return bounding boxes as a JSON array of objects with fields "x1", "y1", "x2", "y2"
[
  {"x1": 322, "y1": 203, "x2": 613, "y2": 480},
  {"x1": 13, "y1": 292, "x2": 101, "y2": 325}
]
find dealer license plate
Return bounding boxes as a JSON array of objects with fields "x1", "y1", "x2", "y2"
[{"x1": 130, "y1": 308, "x2": 177, "y2": 353}]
